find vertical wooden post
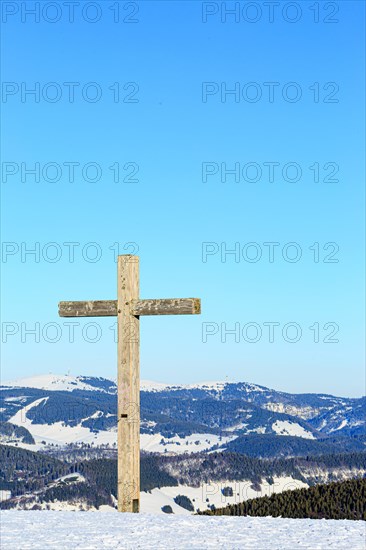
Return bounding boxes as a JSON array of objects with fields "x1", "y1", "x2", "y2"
[
  {"x1": 59, "y1": 254, "x2": 200, "y2": 512},
  {"x1": 117, "y1": 255, "x2": 140, "y2": 512}
]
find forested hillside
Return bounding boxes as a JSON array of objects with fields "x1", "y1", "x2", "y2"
[
  {"x1": 201, "y1": 478, "x2": 366, "y2": 520},
  {"x1": 0, "y1": 421, "x2": 35, "y2": 445},
  {"x1": 2, "y1": 376, "x2": 365, "y2": 452},
  {"x1": 224, "y1": 433, "x2": 366, "y2": 457},
  {"x1": 0, "y1": 445, "x2": 68, "y2": 495},
  {"x1": 1, "y1": 445, "x2": 365, "y2": 511}
]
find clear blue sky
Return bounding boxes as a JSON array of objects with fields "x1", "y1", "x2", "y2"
[{"x1": 1, "y1": 1, "x2": 365, "y2": 397}]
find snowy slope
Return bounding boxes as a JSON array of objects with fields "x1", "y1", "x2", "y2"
[
  {"x1": 7, "y1": 399, "x2": 233, "y2": 453},
  {"x1": 3, "y1": 374, "x2": 230, "y2": 394},
  {"x1": 2, "y1": 374, "x2": 114, "y2": 393},
  {"x1": 1, "y1": 511, "x2": 364, "y2": 549},
  {"x1": 272, "y1": 420, "x2": 315, "y2": 439},
  {"x1": 140, "y1": 433, "x2": 236, "y2": 454},
  {"x1": 0, "y1": 374, "x2": 272, "y2": 395},
  {"x1": 141, "y1": 476, "x2": 308, "y2": 515},
  {"x1": 8, "y1": 398, "x2": 117, "y2": 448}
]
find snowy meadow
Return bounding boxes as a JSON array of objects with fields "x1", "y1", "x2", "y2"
[{"x1": 1, "y1": 511, "x2": 365, "y2": 550}]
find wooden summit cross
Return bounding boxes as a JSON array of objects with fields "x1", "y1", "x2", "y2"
[{"x1": 58, "y1": 255, "x2": 201, "y2": 513}]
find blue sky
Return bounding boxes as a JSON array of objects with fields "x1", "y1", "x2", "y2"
[{"x1": 1, "y1": 1, "x2": 365, "y2": 396}]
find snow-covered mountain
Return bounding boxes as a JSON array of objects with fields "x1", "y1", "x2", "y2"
[
  {"x1": 3, "y1": 374, "x2": 116, "y2": 394},
  {"x1": 1, "y1": 373, "x2": 365, "y2": 454},
  {"x1": 2, "y1": 375, "x2": 239, "y2": 397}
]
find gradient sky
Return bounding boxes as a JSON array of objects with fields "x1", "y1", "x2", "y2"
[{"x1": 1, "y1": 1, "x2": 365, "y2": 397}]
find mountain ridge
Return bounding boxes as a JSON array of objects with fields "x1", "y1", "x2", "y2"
[
  {"x1": 2, "y1": 372, "x2": 359, "y2": 399},
  {"x1": 1, "y1": 373, "x2": 365, "y2": 455}
]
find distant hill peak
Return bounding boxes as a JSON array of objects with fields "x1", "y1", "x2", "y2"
[
  {"x1": 2, "y1": 374, "x2": 267, "y2": 395},
  {"x1": 2, "y1": 373, "x2": 113, "y2": 393}
]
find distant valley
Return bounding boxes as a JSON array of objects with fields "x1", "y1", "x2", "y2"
[
  {"x1": 1, "y1": 373, "x2": 365, "y2": 457},
  {"x1": 1, "y1": 373, "x2": 365, "y2": 514}
]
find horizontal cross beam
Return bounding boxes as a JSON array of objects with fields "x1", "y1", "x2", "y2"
[
  {"x1": 59, "y1": 300, "x2": 117, "y2": 317},
  {"x1": 133, "y1": 298, "x2": 201, "y2": 316},
  {"x1": 59, "y1": 298, "x2": 201, "y2": 318}
]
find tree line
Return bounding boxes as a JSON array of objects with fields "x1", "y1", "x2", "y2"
[{"x1": 201, "y1": 478, "x2": 366, "y2": 520}]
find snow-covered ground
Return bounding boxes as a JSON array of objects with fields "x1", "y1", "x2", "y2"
[
  {"x1": 0, "y1": 490, "x2": 11, "y2": 502},
  {"x1": 271, "y1": 420, "x2": 315, "y2": 439},
  {"x1": 0, "y1": 476, "x2": 309, "y2": 513},
  {"x1": 2, "y1": 373, "x2": 232, "y2": 393},
  {"x1": 1, "y1": 511, "x2": 364, "y2": 549},
  {"x1": 2, "y1": 373, "x2": 258, "y2": 394},
  {"x1": 2, "y1": 374, "x2": 107, "y2": 393},
  {"x1": 6, "y1": 397, "x2": 236, "y2": 452},
  {"x1": 7, "y1": 397, "x2": 117, "y2": 448},
  {"x1": 141, "y1": 477, "x2": 308, "y2": 514},
  {"x1": 140, "y1": 432, "x2": 235, "y2": 454}
]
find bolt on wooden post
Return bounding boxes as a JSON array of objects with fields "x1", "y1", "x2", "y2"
[{"x1": 58, "y1": 254, "x2": 201, "y2": 512}]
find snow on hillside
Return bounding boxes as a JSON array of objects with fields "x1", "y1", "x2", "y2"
[
  {"x1": 141, "y1": 476, "x2": 308, "y2": 515},
  {"x1": 140, "y1": 380, "x2": 265, "y2": 393},
  {"x1": 272, "y1": 420, "x2": 315, "y2": 439},
  {"x1": 7, "y1": 398, "x2": 234, "y2": 452},
  {"x1": 140, "y1": 380, "x2": 170, "y2": 391},
  {"x1": 2, "y1": 374, "x2": 104, "y2": 393},
  {"x1": 8, "y1": 398, "x2": 116, "y2": 447},
  {"x1": 329, "y1": 419, "x2": 348, "y2": 432},
  {"x1": 263, "y1": 402, "x2": 320, "y2": 420},
  {"x1": 1, "y1": 511, "x2": 364, "y2": 549},
  {"x1": 174, "y1": 380, "x2": 227, "y2": 391},
  {"x1": 140, "y1": 433, "x2": 235, "y2": 454},
  {"x1": 2, "y1": 475, "x2": 307, "y2": 514},
  {"x1": 2, "y1": 373, "x2": 364, "y2": 446},
  {"x1": 0, "y1": 491, "x2": 11, "y2": 502},
  {"x1": 1, "y1": 374, "x2": 245, "y2": 394}
]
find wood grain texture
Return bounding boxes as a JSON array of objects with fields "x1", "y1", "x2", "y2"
[
  {"x1": 131, "y1": 298, "x2": 201, "y2": 316},
  {"x1": 117, "y1": 255, "x2": 140, "y2": 513},
  {"x1": 58, "y1": 300, "x2": 117, "y2": 317},
  {"x1": 59, "y1": 298, "x2": 201, "y2": 317},
  {"x1": 58, "y1": 254, "x2": 201, "y2": 514}
]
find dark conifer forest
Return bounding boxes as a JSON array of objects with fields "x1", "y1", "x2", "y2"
[{"x1": 201, "y1": 478, "x2": 366, "y2": 521}]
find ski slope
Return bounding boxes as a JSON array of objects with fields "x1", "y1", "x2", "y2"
[{"x1": 1, "y1": 511, "x2": 364, "y2": 549}]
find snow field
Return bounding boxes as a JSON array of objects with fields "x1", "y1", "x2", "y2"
[
  {"x1": 6, "y1": 397, "x2": 236, "y2": 452},
  {"x1": 1, "y1": 511, "x2": 364, "y2": 549},
  {"x1": 141, "y1": 477, "x2": 309, "y2": 514}
]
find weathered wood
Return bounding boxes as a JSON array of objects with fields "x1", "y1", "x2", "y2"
[
  {"x1": 117, "y1": 255, "x2": 140, "y2": 513},
  {"x1": 132, "y1": 298, "x2": 201, "y2": 316},
  {"x1": 58, "y1": 254, "x2": 201, "y2": 514},
  {"x1": 59, "y1": 298, "x2": 200, "y2": 317},
  {"x1": 59, "y1": 300, "x2": 117, "y2": 317}
]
